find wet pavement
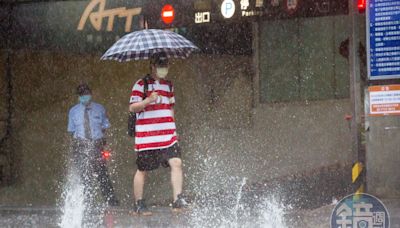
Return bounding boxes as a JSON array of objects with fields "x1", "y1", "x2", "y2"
[
  {"x1": 0, "y1": 198, "x2": 399, "y2": 227},
  {"x1": 290, "y1": 199, "x2": 400, "y2": 228}
]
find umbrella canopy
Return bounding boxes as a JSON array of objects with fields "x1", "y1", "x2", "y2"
[{"x1": 101, "y1": 29, "x2": 199, "y2": 62}]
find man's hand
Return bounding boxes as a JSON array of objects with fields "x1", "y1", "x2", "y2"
[
  {"x1": 146, "y1": 92, "x2": 159, "y2": 104},
  {"x1": 129, "y1": 92, "x2": 159, "y2": 112}
]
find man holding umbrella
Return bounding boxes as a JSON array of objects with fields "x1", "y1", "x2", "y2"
[
  {"x1": 129, "y1": 52, "x2": 188, "y2": 215},
  {"x1": 101, "y1": 29, "x2": 198, "y2": 215}
]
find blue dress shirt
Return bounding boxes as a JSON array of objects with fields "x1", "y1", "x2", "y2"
[{"x1": 68, "y1": 102, "x2": 110, "y2": 140}]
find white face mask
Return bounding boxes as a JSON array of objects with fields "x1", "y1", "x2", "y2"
[{"x1": 156, "y1": 67, "x2": 168, "y2": 78}]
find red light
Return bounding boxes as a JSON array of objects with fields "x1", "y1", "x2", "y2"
[
  {"x1": 161, "y1": 4, "x2": 175, "y2": 25},
  {"x1": 102, "y1": 150, "x2": 111, "y2": 160},
  {"x1": 358, "y1": 0, "x2": 366, "y2": 13}
]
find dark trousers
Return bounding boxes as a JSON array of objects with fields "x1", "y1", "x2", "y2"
[{"x1": 72, "y1": 139, "x2": 118, "y2": 207}]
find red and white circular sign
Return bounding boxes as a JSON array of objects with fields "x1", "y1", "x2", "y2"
[{"x1": 161, "y1": 4, "x2": 175, "y2": 25}]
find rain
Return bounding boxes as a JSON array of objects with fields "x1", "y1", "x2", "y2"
[{"x1": 0, "y1": 0, "x2": 399, "y2": 228}]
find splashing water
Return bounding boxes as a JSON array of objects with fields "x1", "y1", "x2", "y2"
[
  {"x1": 257, "y1": 196, "x2": 287, "y2": 228},
  {"x1": 59, "y1": 167, "x2": 85, "y2": 228},
  {"x1": 232, "y1": 177, "x2": 247, "y2": 227},
  {"x1": 187, "y1": 176, "x2": 288, "y2": 228}
]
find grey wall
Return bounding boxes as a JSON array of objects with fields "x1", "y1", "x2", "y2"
[
  {"x1": 259, "y1": 15, "x2": 350, "y2": 103},
  {"x1": 0, "y1": 52, "x2": 13, "y2": 187},
  {"x1": 0, "y1": 53, "x2": 6, "y2": 143},
  {"x1": 366, "y1": 115, "x2": 400, "y2": 198},
  {"x1": 361, "y1": 8, "x2": 400, "y2": 199}
]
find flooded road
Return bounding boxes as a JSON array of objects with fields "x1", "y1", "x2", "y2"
[{"x1": 0, "y1": 199, "x2": 399, "y2": 228}]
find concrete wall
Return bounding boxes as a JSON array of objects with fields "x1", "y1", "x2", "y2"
[
  {"x1": 0, "y1": 49, "x2": 353, "y2": 206},
  {"x1": 0, "y1": 52, "x2": 13, "y2": 186},
  {"x1": 0, "y1": 53, "x2": 6, "y2": 143},
  {"x1": 366, "y1": 115, "x2": 400, "y2": 198}
]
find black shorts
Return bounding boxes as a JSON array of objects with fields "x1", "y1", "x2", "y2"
[{"x1": 136, "y1": 144, "x2": 181, "y2": 171}]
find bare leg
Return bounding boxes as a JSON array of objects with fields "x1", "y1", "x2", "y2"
[
  {"x1": 133, "y1": 170, "x2": 147, "y2": 201},
  {"x1": 132, "y1": 170, "x2": 152, "y2": 216},
  {"x1": 169, "y1": 158, "x2": 183, "y2": 201}
]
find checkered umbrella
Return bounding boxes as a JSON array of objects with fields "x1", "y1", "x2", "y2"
[{"x1": 101, "y1": 29, "x2": 199, "y2": 62}]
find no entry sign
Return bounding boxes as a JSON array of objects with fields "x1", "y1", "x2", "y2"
[{"x1": 161, "y1": 4, "x2": 175, "y2": 25}]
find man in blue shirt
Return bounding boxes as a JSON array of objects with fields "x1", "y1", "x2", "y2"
[{"x1": 68, "y1": 83, "x2": 119, "y2": 209}]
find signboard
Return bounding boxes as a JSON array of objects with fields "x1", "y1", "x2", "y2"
[
  {"x1": 5, "y1": 0, "x2": 145, "y2": 53},
  {"x1": 367, "y1": 0, "x2": 400, "y2": 80},
  {"x1": 77, "y1": 0, "x2": 142, "y2": 32},
  {"x1": 258, "y1": 0, "x2": 347, "y2": 20},
  {"x1": 369, "y1": 85, "x2": 400, "y2": 116},
  {"x1": 191, "y1": 0, "x2": 347, "y2": 24},
  {"x1": 0, "y1": 0, "x2": 346, "y2": 54}
]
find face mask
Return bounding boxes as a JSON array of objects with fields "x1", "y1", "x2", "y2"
[
  {"x1": 79, "y1": 95, "x2": 92, "y2": 105},
  {"x1": 156, "y1": 67, "x2": 168, "y2": 78}
]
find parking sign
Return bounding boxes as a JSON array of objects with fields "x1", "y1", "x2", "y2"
[{"x1": 221, "y1": 0, "x2": 236, "y2": 18}]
